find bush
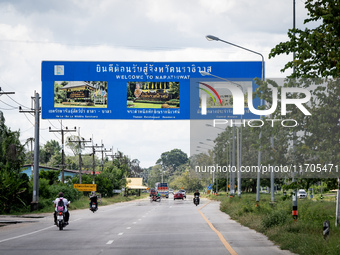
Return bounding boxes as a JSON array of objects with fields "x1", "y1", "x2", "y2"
[
  {"x1": 34, "y1": 182, "x2": 81, "y2": 211},
  {"x1": 262, "y1": 209, "x2": 289, "y2": 229}
]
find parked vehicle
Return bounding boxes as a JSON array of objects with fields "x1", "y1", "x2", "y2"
[
  {"x1": 194, "y1": 195, "x2": 200, "y2": 206},
  {"x1": 174, "y1": 192, "x2": 184, "y2": 200},
  {"x1": 297, "y1": 189, "x2": 307, "y2": 199}
]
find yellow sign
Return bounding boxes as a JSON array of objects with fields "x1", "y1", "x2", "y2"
[
  {"x1": 228, "y1": 184, "x2": 237, "y2": 189},
  {"x1": 73, "y1": 184, "x2": 97, "y2": 191},
  {"x1": 146, "y1": 187, "x2": 149, "y2": 191}
]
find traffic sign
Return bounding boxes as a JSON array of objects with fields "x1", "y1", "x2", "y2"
[
  {"x1": 41, "y1": 61, "x2": 262, "y2": 120},
  {"x1": 73, "y1": 184, "x2": 97, "y2": 191}
]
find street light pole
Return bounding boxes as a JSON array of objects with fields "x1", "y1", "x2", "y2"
[
  {"x1": 200, "y1": 71, "x2": 243, "y2": 197},
  {"x1": 205, "y1": 34, "x2": 265, "y2": 201},
  {"x1": 206, "y1": 35, "x2": 264, "y2": 81}
]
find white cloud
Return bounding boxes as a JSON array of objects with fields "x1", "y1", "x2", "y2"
[{"x1": 0, "y1": 0, "x2": 310, "y2": 168}]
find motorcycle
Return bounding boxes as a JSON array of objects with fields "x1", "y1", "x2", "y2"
[
  {"x1": 55, "y1": 200, "x2": 70, "y2": 230},
  {"x1": 90, "y1": 202, "x2": 98, "y2": 213},
  {"x1": 56, "y1": 210, "x2": 67, "y2": 230},
  {"x1": 194, "y1": 195, "x2": 200, "y2": 206},
  {"x1": 150, "y1": 195, "x2": 161, "y2": 202}
]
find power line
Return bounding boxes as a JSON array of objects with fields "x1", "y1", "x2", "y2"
[
  {"x1": 84, "y1": 142, "x2": 104, "y2": 184},
  {"x1": 48, "y1": 119, "x2": 59, "y2": 129},
  {"x1": 5, "y1": 94, "x2": 31, "y2": 109},
  {"x1": 49, "y1": 122, "x2": 77, "y2": 184},
  {"x1": 18, "y1": 92, "x2": 40, "y2": 211},
  {"x1": 0, "y1": 87, "x2": 15, "y2": 96},
  {"x1": 68, "y1": 131, "x2": 92, "y2": 184},
  {"x1": 0, "y1": 87, "x2": 30, "y2": 109}
]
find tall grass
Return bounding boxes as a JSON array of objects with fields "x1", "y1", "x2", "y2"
[{"x1": 212, "y1": 193, "x2": 340, "y2": 255}]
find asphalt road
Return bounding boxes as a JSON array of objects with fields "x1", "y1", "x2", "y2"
[{"x1": 0, "y1": 195, "x2": 294, "y2": 255}]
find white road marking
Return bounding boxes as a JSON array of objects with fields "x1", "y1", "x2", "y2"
[
  {"x1": 0, "y1": 218, "x2": 82, "y2": 244},
  {"x1": 0, "y1": 225, "x2": 55, "y2": 243},
  {"x1": 106, "y1": 240, "x2": 114, "y2": 244},
  {"x1": 127, "y1": 227, "x2": 131, "y2": 229},
  {"x1": 118, "y1": 232, "x2": 123, "y2": 235},
  {"x1": 133, "y1": 222, "x2": 137, "y2": 224}
]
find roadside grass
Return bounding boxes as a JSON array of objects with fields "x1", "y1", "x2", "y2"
[
  {"x1": 20, "y1": 194, "x2": 148, "y2": 215},
  {"x1": 208, "y1": 193, "x2": 340, "y2": 255}
]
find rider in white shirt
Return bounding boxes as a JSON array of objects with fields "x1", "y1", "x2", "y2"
[{"x1": 53, "y1": 192, "x2": 70, "y2": 224}]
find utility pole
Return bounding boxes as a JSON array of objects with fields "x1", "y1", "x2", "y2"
[
  {"x1": 106, "y1": 148, "x2": 122, "y2": 165},
  {"x1": 26, "y1": 137, "x2": 34, "y2": 166},
  {"x1": 68, "y1": 130, "x2": 91, "y2": 184},
  {"x1": 97, "y1": 145, "x2": 112, "y2": 171},
  {"x1": 0, "y1": 87, "x2": 15, "y2": 95},
  {"x1": 0, "y1": 87, "x2": 15, "y2": 96},
  {"x1": 85, "y1": 143, "x2": 103, "y2": 184},
  {"x1": 336, "y1": 178, "x2": 340, "y2": 226},
  {"x1": 292, "y1": 0, "x2": 298, "y2": 221},
  {"x1": 49, "y1": 122, "x2": 77, "y2": 184},
  {"x1": 19, "y1": 92, "x2": 40, "y2": 211}
]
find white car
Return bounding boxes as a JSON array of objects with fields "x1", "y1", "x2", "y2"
[
  {"x1": 297, "y1": 189, "x2": 307, "y2": 198},
  {"x1": 179, "y1": 190, "x2": 186, "y2": 198}
]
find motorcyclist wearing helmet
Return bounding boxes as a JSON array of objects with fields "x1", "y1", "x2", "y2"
[
  {"x1": 53, "y1": 192, "x2": 70, "y2": 225},
  {"x1": 193, "y1": 189, "x2": 200, "y2": 203},
  {"x1": 89, "y1": 191, "x2": 98, "y2": 210}
]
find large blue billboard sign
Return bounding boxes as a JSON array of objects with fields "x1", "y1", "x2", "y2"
[{"x1": 41, "y1": 61, "x2": 263, "y2": 120}]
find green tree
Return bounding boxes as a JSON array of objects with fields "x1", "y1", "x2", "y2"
[
  {"x1": 54, "y1": 81, "x2": 67, "y2": 104},
  {"x1": 39, "y1": 140, "x2": 61, "y2": 166},
  {"x1": 147, "y1": 165, "x2": 162, "y2": 188},
  {"x1": 0, "y1": 112, "x2": 28, "y2": 213},
  {"x1": 170, "y1": 169, "x2": 203, "y2": 192},
  {"x1": 39, "y1": 169, "x2": 60, "y2": 185},
  {"x1": 156, "y1": 149, "x2": 188, "y2": 175},
  {"x1": 168, "y1": 82, "x2": 179, "y2": 98},
  {"x1": 269, "y1": 0, "x2": 340, "y2": 78}
]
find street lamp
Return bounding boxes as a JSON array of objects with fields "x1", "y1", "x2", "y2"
[
  {"x1": 201, "y1": 140, "x2": 218, "y2": 192},
  {"x1": 205, "y1": 35, "x2": 264, "y2": 81},
  {"x1": 200, "y1": 71, "x2": 243, "y2": 197},
  {"x1": 205, "y1": 35, "x2": 265, "y2": 201}
]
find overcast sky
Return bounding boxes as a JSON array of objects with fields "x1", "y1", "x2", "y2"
[{"x1": 0, "y1": 0, "x2": 310, "y2": 168}]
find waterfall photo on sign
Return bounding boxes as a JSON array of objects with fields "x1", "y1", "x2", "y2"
[
  {"x1": 54, "y1": 81, "x2": 108, "y2": 108},
  {"x1": 127, "y1": 81, "x2": 179, "y2": 109}
]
